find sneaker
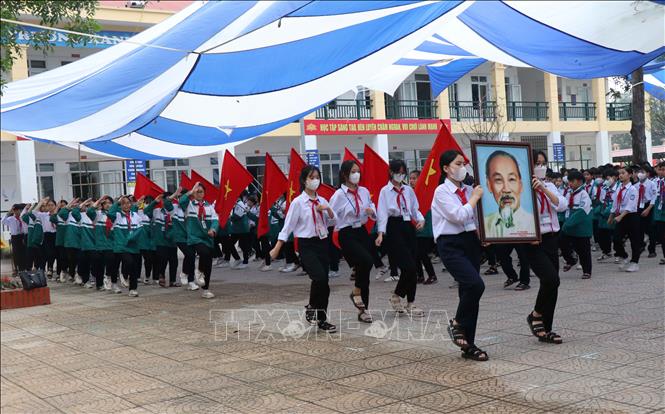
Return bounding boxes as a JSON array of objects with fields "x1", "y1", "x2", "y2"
[
  {"x1": 618, "y1": 258, "x2": 630, "y2": 270},
  {"x1": 119, "y1": 274, "x2": 128, "y2": 288},
  {"x1": 304, "y1": 305, "x2": 317, "y2": 325},
  {"x1": 575, "y1": 264, "x2": 582, "y2": 270},
  {"x1": 103, "y1": 276, "x2": 112, "y2": 291},
  {"x1": 384, "y1": 275, "x2": 399, "y2": 282},
  {"x1": 74, "y1": 274, "x2": 83, "y2": 285},
  {"x1": 389, "y1": 294, "x2": 405, "y2": 313},
  {"x1": 230, "y1": 260, "x2": 242, "y2": 269},
  {"x1": 317, "y1": 321, "x2": 337, "y2": 333},
  {"x1": 128, "y1": 290, "x2": 139, "y2": 297},
  {"x1": 179, "y1": 273, "x2": 188, "y2": 286},
  {"x1": 260, "y1": 264, "x2": 273, "y2": 272},
  {"x1": 613, "y1": 257, "x2": 623, "y2": 264},
  {"x1": 59, "y1": 272, "x2": 67, "y2": 283},
  {"x1": 201, "y1": 290, "x2": 215, "y2": 299},
  {"x1": 195, "y1": 271, "x2": 205, "y2": 287},
  {"x1": 214, "y1": 258, "x2": 225, "y2": 268},
  {"x1": 648, "y1": 252, "x2": 657, "y2": 258},
  {"x1": 624, "y1": 262, "x2": 639, "y2": 272},
  {"x1": 188, "y1": 282, "x2": 200, "y2": 291},
  {"x1": 46, "y1": 270, "x2": 53, "y2": 279},
  {"x1": 405, "y1": 303, "x2": 425, "y2": 318},
  {"x1": 514, "y1": 282, "x2": 531, "y2": 291},
  {"x1": 591, "y1": 245, "x2": 597, "y2": 252},
  {"x1": 84, "y1": 281, "x2": 95, "y2": 289},
  {"x1": 431, "y1": 256, "x2": 441, "y2": 264},
  {"x1": 112, "y1": 283, "x2": 122, "y2": 294},
  {"x1": 143, "y1": 278, "x2": 151, "y2": 285},
  {"x1": 234, "y1": 263, "x2": 248, "y2": 270},
  {"x1": 597, "y1": 254, "x2": 610, "y2": 262},
  {"x1": 218, "y1": 260, "x2": 230, "y2": 268},
  {"x1": 328, "y1": 270, "x2": 339, "y2": 278},
  {"x1": 375, "y1": 265, "x2": 388, "y2": 280},
  {"x1": 280, "y1": 264, "x2": 298, "y2": 273}
]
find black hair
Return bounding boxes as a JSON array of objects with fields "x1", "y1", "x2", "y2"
[
  {"x1": 621, "y1": 166, "x2": 634, "y2": 174},
  {"x1": 144, "y1": 195, "x2": 154, "y2": 204},
  {"x1": 485, "y1": 150, "x2": 521, "y2": 180},
  {"x1": 338, "y1": 159, "x2": 358, "y2": 186},
  {"x1": 588, "y1": 167, "x2": 599, "y2": 176},
  {"x1": 198, "y1": 184, "x2": 206, "y2": 193},
  {"x1": 388, "y1": 159, "x2": 407, "y2": 176},
  {"x1": 438, "y1": 150, "x2": 464, "y2": 184},
  {"x1": 162, "y1": 191, "x2": 172, "y2": 198},
  {"x1": 657, "y1": 161, "x2": 665, "y2": 168},
  {"x1": 410, "y1": 170, "x2": 421, "y2": 177},
  {"x1": 603, "y1": 169, "x2": 619, "y2": 178},
  {"x1": 299, "y1": 165, "x2": 321, "y2": 191},
  {"x1": 247, "y1": 194, "x2": 258, "y2": 205},
  {"x1": 551, "y1": 172, "x2": 562, "y2": 179},
  {"x1": 533, "y1": 150, "x2": 548, "y2": 165},
  {"x1": 568, "y1": 170, "x2": 584, "y2": 183}
]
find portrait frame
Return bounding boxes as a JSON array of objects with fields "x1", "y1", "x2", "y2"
[{"x1": 470, "y1": 140, "x2": 541, "y2": 244}]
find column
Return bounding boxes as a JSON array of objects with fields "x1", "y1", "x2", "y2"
[
  {"x1": 438, "y1": 89, "x2": 450, "y2": 120},
  {"x1": 10, "y1": 45, "x2": 29, "y2": 81},
  {"x1": 371, "y1": 134, "x2": 389, "y2": 161},
  {"x1": 544, "y1": 73, "x2": 560, "y2": 126},
  {"x1": 592, "y1": 78, "x2": 607, "y2": 125},
  {"x1": 595, "y1": 131, "x2": 610, "y2": 165},
  {"x1": 16, "y1": 140, "x2": 39, "y2": 203},
  {"x1": 491, "y1": 63, "x2": 507, "y2": 125},
  {"x1": 371, "y1": 90, "x2": 386, "y2": 119}
]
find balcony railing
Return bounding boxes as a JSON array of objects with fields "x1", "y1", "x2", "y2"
[
  {"x1": 316, "y1": 99, "x2": 372, "y2": 120},
  {"x1": 559, "y1": 102, "x2": 596, "y2": 121},
  {"x1": 607, "y1": 103, "x2": 632, "y2": 121},
  {"x1": 385, "y1": 99, "x2": 438, "y2": 119},
  {"x1": 449, "y1": 101, "x2": 496, "y2": 121},
  {"x1": 506, "y1": 101, "x2": 548, "y2": 121}
]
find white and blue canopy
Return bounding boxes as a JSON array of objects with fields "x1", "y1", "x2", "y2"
[{"x1": 1, "y1": 0, "x2": 663, "y2": 159}]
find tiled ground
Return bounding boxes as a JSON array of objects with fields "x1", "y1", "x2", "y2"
[{"x1": 1, "y1": 253, "x2": 663, "y2": 413}]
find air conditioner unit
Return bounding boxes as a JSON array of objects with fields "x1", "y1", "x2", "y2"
[{"x1": 126, "y1": 1, "x2": 146, "y2": 8}]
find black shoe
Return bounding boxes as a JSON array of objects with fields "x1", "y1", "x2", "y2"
[
  {"x1": 304, "y1": 305, "x2": 317, "y2": 326},
  {"x1": 483, "y1": 266, "x2": 498, "y2": 275},
  {"x1": 514, "y1": 282, "x2": 530, "y2": 291},
  {"x1": 503, "y1": 278, "x2": 518, "y2": 288},
  {"x1": 648, "y1": 252, "x2": 657, "y2": 258},
  {"x1": 318, "y1": 321, "x2": 337, "y2": 333}
]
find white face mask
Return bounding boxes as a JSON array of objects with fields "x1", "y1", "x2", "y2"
[
  {"x1": 594, "y1": 177, "x2": 603, "y2": 185},
  {"x1": 349, "y1": 172, "x2": 361, "y2": 185},
  {"x1": 534, "y1": 165, "x2": 547, "y2": 180},
  {"x1": 450, "y1": 165, "x2": 467, "y2": 182},
  {"x1": 306, "y1": 179, "x2": 320, "y2": 191},
  {"x1": 562, "y1": 176, "x2": 569, "y2": 184},
  {"x1": 392, "y1": 173, "x2": 405, "y2": 183},
  {"x1": 637, "y1": 172, "x2": 646, "y2": 181}
]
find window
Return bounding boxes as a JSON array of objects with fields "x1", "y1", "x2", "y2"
[
  {"x1": 70, "y1": 162, "x2": 101, "y2": 199},
  {"x1": 213, "y1": 168, "x2": 220, "y2": 186},
  {"x1": 449, "y1": 83, "x2": 459, "y2": 103},
  {"x1": 246, "y1": 156, "x2": 266, "y2": 184},
  {"x1": 29, "y1": 60, "x2": 46, "y2": 69},
  {"x1": 210, "y1": 157, "x2": 218, "y2": 165},
  {"x1": 37, "y1": 176, "x2": 54, "y2": 200},
  {"x1": 163, "y1": 159, "x2": 189, "y2": 167},
  {"x1": 319, "y1": 153, "x2": 341, "y2": 186},
  {"x1": 471, "y1": 75, "x2": 489, "y2": 105},
  {"x1": 61, "y1": 61, "x2": 72, "y2": 66},
  {"x1": 38, "y1": 163, "x2": 54, "y2": 172},
  {"x1": 389, "y1": 151, "x2": 404, "y2": 161}
]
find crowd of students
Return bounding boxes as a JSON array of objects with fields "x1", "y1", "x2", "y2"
[{"x1": 3, "y1": 156, "x2": 663, "y2": 360}]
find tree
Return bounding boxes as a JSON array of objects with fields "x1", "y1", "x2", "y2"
[
  {"x1": 458, "y1": 100, "x2": 514, "y2": 146},
  {"x1": 0, "y1": 0, "x2": 99, "y2": 89},
  {"x1": 650, "y1": 97, "x2": 665, "y2": 147},
  {"x1": 629, "y1": 67, "x2": 648, "y2": 164}
]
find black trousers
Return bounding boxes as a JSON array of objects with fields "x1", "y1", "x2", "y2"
[
  {"x1": 108, "y1": 253, "x2": 121, "y2": 283},
  {"x1": 250, "y1": 230, "x2": 261, "y2": 259},
  {"x1": 56, "y1": 245, "x2": 67, "y2": 275},
  {"x1": 10, "y1": 235, "x2": 26, "y2": 272},
  {"x1": 66, "y1": 247, "x2": 80, "y2": 277},
  {"x1": 385, "y1": 218, "x2": 418, "y2": 302},
  {"x1": 221, "y1": 235, "x2": 239, "y2": 261},
  {"x1": 328, "y1": 226, "x2": 340, "y2": 272},
  {"x1": 283, "y1": 241, "x2": 299, "y2": 265},
  {"x1": 259, "y1": 236, "x2": 272, "y2": 266},
  {"x1": 298, "y1": 237, "x2": 330, "y2": 322},
  {"x1": 523, "y1": 232, "x2": 560, "y2": 332},
  {"x1": 639, "y1": 207, "x2": 656, "y2": 254},
  {"x1": 90, "y1": 250, "x2": 113, "y2": 288},
  {"x1": 562, "y1": 234, "x2": 592, "y2": 274},
  {"x1": 26, "y1": 245, "x2": 45, "y2": 271},
  {"x1": 78, "y1": 250, "x2": 92, "y2": 283},
  {"x1": 495, "y1": 244, "x2": 530, "y2": 284},
  {"x1": 139, "y1": 249, "x2": 155, "y2": 280},
  {"x1": 120, "y1": 252, "x2": 141, "y2": 290},
  {"x1": 177, "y1": 242, "x2": 195, "y2": 282},
  {"x1": 655, "y1": 221, "x2": 665, "y2": 257},
  {"x1": 592, "y1": 218, "x2": 600, "y2": 245},
  {"x1": 370, "y1": 233, "x2": 385, "y2": 269},
  {"x1": 437, "y1": 231, "x2": 483, "y2": 346},
  {"x1": 339, "y1": 227, "x2": 374, "y2": 308},
  {"x1": 597, "y1": 228, "x2": 613, "y2": 255},
  {"x1": 156, "y1": 245, "x2": 178, "y2": 284},
  {"x1": 485, "y1": 245, "x2": 497, "y2": 267},
  {"x1": 613, "y1": 213, "x2": 642, "y2": 263},
  {"x1": 193, "y1": 243, "x2": 213, "y2": 290},
  {"x1": 416, "y1": 237, "x2": 436, "y2": 279},
  {"x1": 43, "y1": 232, "x2": 56, "y2": 271},
  {"x1": 230, "y1": 233, "x2": 251, "y2": 264}
]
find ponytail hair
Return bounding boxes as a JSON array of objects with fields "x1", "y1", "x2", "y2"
[{"x1": 438, "y1": 150, "x2": 464, "y2": 184}]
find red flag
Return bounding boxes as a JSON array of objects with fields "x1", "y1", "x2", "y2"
[
  {"x1": 257, "y1": 153, "x2": 288, "y2": 237},
  {"x1": 191, "y1": 170, "x2": 219, "y2": 204},
  {"x1": 134, "y1": 172, "x2": 164, "y2": 200},
  {"x1": 343, "y1": 148, "x2": 363, "y2": 171},
  {"x1": 318, "y1": 182, "x2": 336, "y2": 201},
  {"x1": 414, "y1": 121, "x2": 468, "y2": 216},
  {"x1": 362, "y1": 144, "x2": 389, "y2": 233},
  {"x1": 180, "y1": 171, "x2": 192, "y2": 190},
  {"x1": 286, "y1": 148, "x2": 307, "y2": 212},
  {"x1": 215, "y1": 150, "x2": 254, "y2": 228}
]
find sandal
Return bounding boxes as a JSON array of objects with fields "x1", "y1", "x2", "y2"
[
  {"x1": 539, "y1": 331, "x2": 563, "y2": 344},
  {"x1": 417, "y1": 275, "x2": 425, "y2": 284},
  {"x1": 447, "y1": 320, "x2": 468, "y2": 348},
  {"x1": 503, "y1": 278, "x2": 517, "y2": 288},
  {"x1": 461, "y1": 345, "x2": 489, "y2": 361},
  {"x1": 484, "y1": 266, "x2": 499, "y2": 275},
  {"x1": 423, "y1": 276, "x2": 438, "y2": 285},
  {"x1": 514, "y1": 283, "x2": 530, "y2": 291},
  {"x1": 357, "y1": 311, "x2": 373, "y2": 324},
  {"x1": 158, "y1": 277, "x2": 166, "y2": 287},
  {"x1": 349, "y1": 291, "x2": 365, "y2": 311},
  {"x1": 526, "y1": 313, "x2": 546, "y2": 339},
  {"x1": 562, "y1": 259, "x2": 577, "y2": 272},
  {"x1": 581, "y1": 273, "x2": 591, "y2": 279}
]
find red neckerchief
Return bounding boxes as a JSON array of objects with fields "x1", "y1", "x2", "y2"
[
  {"x1": 125, "y1": 212, "x2": 132, "y2": 230},
  {"x1": 164, "y1": 210, "x2": 172, "y2": 229},
  {"x1": 455, "y1": 187, "x2": 467, "y2": 205},
  {"x1": 393, "y1": 186, "x2": 407, "y2": 214},
  {"x1": 638, "y1": 182, "x2": 646, "y2": 205},
  {"x1": 595, "y1": 184, "x2": 602, "y2": 200},
  {"x1": 197, "y1": 201, "x2": 206, "y2": 221},
  {"x1": 347, "y1": 188, "x2": 361, "y2": 217},
  {"x1": 310, "y1": 198, "x2": 325, "y2": 230},
  {"x1": 615, "y1": 185, "x2": 626, "y2": 214}
]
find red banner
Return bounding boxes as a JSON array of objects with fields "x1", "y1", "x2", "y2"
[{"x1": 304, "y1": 119, "x2": 451, "y2": 135}]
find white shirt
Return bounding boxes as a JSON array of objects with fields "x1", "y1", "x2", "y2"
[
  {"x1": 329, "y1": 184, "x2": 376, "y2": 230},
  {"x1": 612, "y1": 182, "x2": 638, "y2": 214},
  {"x1": 636, "y1": 179, "x2": 656, "y2": 208},
  {"x1": 565, "y1": 187, "x2": 592, "y2": 217},
  {"x1": 536, "y1": 181, "x2": 567, "y2": 234},
  {"x1": 484, "y1": 207, "x2": 535, "y2": 239},
  {"x1": 376, "y1": 183, "x2": 424, "y2": 234},
  {"x1": 35, "y1": 211, "x2": 56, "y2": 233},
  {"x1": 278, "y1": 192, "x2": 334, "y2": 241},
  {"x1": 1, "y1": 215, "x2": 23, "y2": 236},
  {"x1": 432, "y1": 180, "x2": 476, "y2": 236}
]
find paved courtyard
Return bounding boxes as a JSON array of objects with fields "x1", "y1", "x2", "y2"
[{"x1": 1, "y1": 254, "x2": 663, "y2": 413}]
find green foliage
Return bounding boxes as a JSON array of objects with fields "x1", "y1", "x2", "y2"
[
  {"x1": 1, "y1": 0, "x2": 99, "y2": 88},
  {"x1": 651, "y1": 98, "x2": 665, "y2": 147}
]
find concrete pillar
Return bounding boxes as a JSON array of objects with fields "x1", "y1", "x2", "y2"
[
  {"x1": 371, "y1": 90, "x2": 386, "y2": 119},
  {"x1": 491, "y1": 63, "x2": 507, "y2": 125},
  {"x1": 438, "y1": 89, "x2": 450, "y2": 120},
  {"x1": 544, "y1": 73, "x2": 560, "y2": 125},
  {"x1": 646, "y1": 130, "x2": 654, "y2": 165},
  {"x1": 595, "y1": 131, "x2": 611, "y2": 166},
  {"x1": 15, "y1": 140, "x2": 39, "y2": 203},
  {"x1": 592, "y1": 78, "x2": 608, "y2": 125},
  {"x1": 10, "y1": 45, "x2": 29, "y2": 81},
  {"x1": 371, "y1": 134, "x2": 389, "y2": 161}
]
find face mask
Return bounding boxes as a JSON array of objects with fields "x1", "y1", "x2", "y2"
[
  {"x1": 349, "y1": 172, "x2": 361, "y2": 185},
  {"x1": 534, "y1": 165, "x2": 547, "y2": 180},
  {"x1": 392, "y1": 173, "x2": 405, "y2": 183},
  {"x1": 594, "y1": 178, "x2": 603, "y2": 185},
  {"x1": 450, "y1": 165, "x2": 467, "y2": 182},
  {"x1": 562, "y1": 176, "x2": 569, "y2": 184},
  {"x1": 637, "y1": 172, "x2": 646, "y2": 181},
  {"x1": 306, "y1": 179, "x2": 320, "y2": 191},
  {"x1": 603, "y1": 180, "x2": 610, "y2": 187}
]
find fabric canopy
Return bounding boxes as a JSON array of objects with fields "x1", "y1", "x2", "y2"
[{"x1": 1, "y1": 1, "x2": 663, "y2": 159}]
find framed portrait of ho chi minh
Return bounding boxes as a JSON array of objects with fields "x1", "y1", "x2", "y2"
[{"x1": 470, "y1": 140, "x2": 541, "y2": 244}]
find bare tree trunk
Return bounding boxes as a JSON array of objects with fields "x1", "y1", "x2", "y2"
[{"x1": 630, "y1": 67, "x2": 647, "y2": 164}]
